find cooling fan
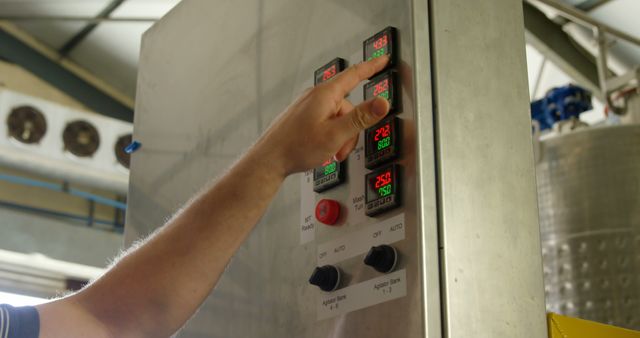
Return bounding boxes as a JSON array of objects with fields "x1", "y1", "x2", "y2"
[
  {"x1": 62, "y1": 120, "x2": 100, "y2": 157},
  {"x1": 6, "y1": 105, "x2": 47, "y2": 144}
]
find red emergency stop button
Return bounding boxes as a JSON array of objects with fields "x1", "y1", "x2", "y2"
[{"x1": 315, "y1": 199, "x2": 341, "y2": 226}]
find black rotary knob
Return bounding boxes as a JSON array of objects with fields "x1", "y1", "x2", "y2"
[
  {"x1": 309, "y1": 265, "x2": 341, "y2": 292},
  {"x1": 364, "y1": 245, "x2": 397, "y2": 273}
]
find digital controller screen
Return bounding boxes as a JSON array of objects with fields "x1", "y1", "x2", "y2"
[
  {"x1": 368, "y1": 169, "x2": 393, "y2": 200},
  {"x1": 313, "y1": 158, "x2": 345, "y2": 193},
  {"x1": 364, "y1": 70, "x2": 398, "y2": 114},
  {"x1": 314, "y1": 58, "x2": 347, "y2": 86},
  {"x1": 314, "y1": 159, "x2": 337, "y2": 180},
  {"x1": 363, "y1": 26, "x2": 397, "y2": 64},
  {"x1": 369, "y1": 119, "x2": 392, "y2": 151},
  {"x1": 365, "y1": 116, "x2": 399, "y2": 169},
  {"x1": 365, "y1": 164, "x2": 401, "y2": 216}
]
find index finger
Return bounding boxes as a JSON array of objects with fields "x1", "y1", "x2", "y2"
[{"x1": 329, "y1": 55, "x2": 390, "y2": 97}]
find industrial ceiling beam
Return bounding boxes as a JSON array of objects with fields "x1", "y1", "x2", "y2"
[
  {"x1": 58, "y1": 0, "x2": 127, "y2": 57},
  {"x1": 0, "y1": 16, "x2": 156, "y2": 23},
  {"x1": 523, "y1": 2, "x2": 603, "y2": 99},
  {"x1": 0, "y1": 27, "x2": 134, "y2": 122},
  {"x1": 575, "y1": 0, "x2": 614, "y2": 12}
]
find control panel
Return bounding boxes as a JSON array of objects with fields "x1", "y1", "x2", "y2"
[{"x1": 301, "y1": 26, "x2": 406, "y2": 320}]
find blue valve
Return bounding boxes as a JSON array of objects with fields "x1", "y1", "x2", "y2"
[{"x1": 124, "y1": 140, "x2": 141, "y2": 154}]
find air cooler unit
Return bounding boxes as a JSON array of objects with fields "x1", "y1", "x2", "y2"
[{"x1": 0, "y1": 89, "x2": 133, "y2": 194}]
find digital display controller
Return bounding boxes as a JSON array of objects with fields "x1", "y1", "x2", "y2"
[
  {"x1": 364, "y1": 70, "x2": 399, "y2": 115},
  {"x1": 363, "y1": 26, "x2": 397, "y2": 66},
  {"x1": 313, "y1": 58, "x2": 348, "y2": 192},
  {"x1": 365, "y1": 164, "x2": 401, "y2": 216},
  {"x1": 365, "y1": 116, "x2": 399, "y2": 169},
  {"x1": 314, "y1": 58, "x2": 347, "y2": 86},
  {"x1": 313, "y1": 158, "x2": 346, "y2": 193}
]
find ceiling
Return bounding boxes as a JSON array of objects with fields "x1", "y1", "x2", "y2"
[
  {"x1": 0, "y1": 0, "x2": 180, "y2": 99},
  {"x1": 0, "y1": 0, "x2": 638, "y2": 124}
]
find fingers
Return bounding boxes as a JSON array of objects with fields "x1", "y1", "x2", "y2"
[
  {"x1": 329, "y1": 55, "x2": 389, "y2": 97},
  {"x1": 335, "y1": 135, "x2": 359, "y2": 162},
  {"x1": 332, "y1": 97, "x2": 389, "y2": 144},
  {"x1": 336, "y1": 99, "x2": 354, "y2": 118}
]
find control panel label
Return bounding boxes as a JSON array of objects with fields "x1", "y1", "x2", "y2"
[
  {"x1": 317, "y1": 269, "x2": 407, "y2": 320},
  {"x1": 300, "y1": 170, "x2": 316, "y2": 244},
  {"x1": 317, "y1": 213, "x2": 404, "y2": 265},
  {"x1": 347, "y1": 142, "x2": 367, "y2": 226}
]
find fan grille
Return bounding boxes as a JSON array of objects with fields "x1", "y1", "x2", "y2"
[
  {"x1": 7, "y1": 106, "x2": 47, "y2": 144},
  {"x1": 62, "y1": 120, "x2": 100, "y2": 157}
]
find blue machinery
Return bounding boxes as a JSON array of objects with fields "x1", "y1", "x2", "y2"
[{"x1": 531, "y1": 84, "x2": 593, "y2": 130}]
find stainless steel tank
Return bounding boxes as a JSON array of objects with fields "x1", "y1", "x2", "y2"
[{"x1": 536, "y1": 124, "x2": 640, "y2": 330}]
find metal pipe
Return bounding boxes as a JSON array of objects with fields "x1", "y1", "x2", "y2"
[
  {"x1": 594, "y1": 26, "x2": 623, "y2": 114},
  {"x1": 0, "y1": 147, "x2": 129, "y2": 195},
  {"x1": 532, "y1": 57, "x2": 548, "y2": 100},
  {"x1": 0, "y1": 173, "x2": 127, "y2": 210},
  {"x1": 59, "y1": 0, "x2": 129, "y2": 57},
  {"x1": 526, "y1": 0, "x2": 640, "y2": 47},
  {"x1": 0, "y1": 199, "x2": 123, "y2": 230},
  {"x1": 0, "y1": 16, "x2": 158, "y2": 23}
]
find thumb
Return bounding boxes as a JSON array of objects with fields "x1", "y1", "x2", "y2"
[{"x1": 333, "y1": 97, "x2": 389, "y2": 142}]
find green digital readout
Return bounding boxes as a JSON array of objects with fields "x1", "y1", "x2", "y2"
[
  {"x1": 324, "y1": 161, "x2": 337, "y2": 175},
  {"x1": 377, "y1": 136, "x2": 391, "y2": 150},
  {"x1": 368, "y1": 47, "x2": 386, "y2": 61},
  {"x1": 370, "y1": 169, "x2": 393, "y2": 199},
  {"x1": 365, "y1": 32, "x2": 389, "y2": 61},
  {"x1": 379, "y1": 184, "x2": 392, "y2": 197}
]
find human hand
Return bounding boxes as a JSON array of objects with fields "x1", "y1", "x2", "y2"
[{"x1": 256, "y1": 55, "x2": 390, "y2": 177}]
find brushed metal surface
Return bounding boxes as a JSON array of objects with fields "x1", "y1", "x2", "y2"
[
  {"x1": 621, "y1": 93, "x2": 640, "y2": 125},
  {"x1": 125, "y1": 0, "x2": 437, "y2": 337},
  {"x1": 537, "y1": 124, "x2": 640, "y2": 330},
  {"x1": 126, "y1": 0, "x2": 549, "y2": 337},
  {"x1": 430, "y1": 0, "x2": 548, "y2": 337}
]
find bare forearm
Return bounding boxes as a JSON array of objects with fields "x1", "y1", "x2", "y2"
[{"x1": 73, "y1": 144, "x2": 285, "y2": 337}]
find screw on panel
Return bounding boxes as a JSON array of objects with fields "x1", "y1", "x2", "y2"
[{"x1": 580, "y1": 261, "x2": 589, "y2": 272}]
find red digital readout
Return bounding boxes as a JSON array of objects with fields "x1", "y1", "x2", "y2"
[
  {"x1": 374, "y1": 171, "x2": 392, "y2": 189},
  {"x1": 373, "y1": 123, "x2": 391, "y2": 141},
  {"x1": 322, "y1": 64, "x2": 337, "y2": 81},
  {"x1": 373, "y1": 35, "x2": 388, "y2": 50},
  {"x1": 373, "y1": 79, "x2": 389, "y2": 96}
]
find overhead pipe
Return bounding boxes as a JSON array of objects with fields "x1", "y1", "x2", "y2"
[{"x1": 0, "y1": 147, "x2": 129, "y2": 195}]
